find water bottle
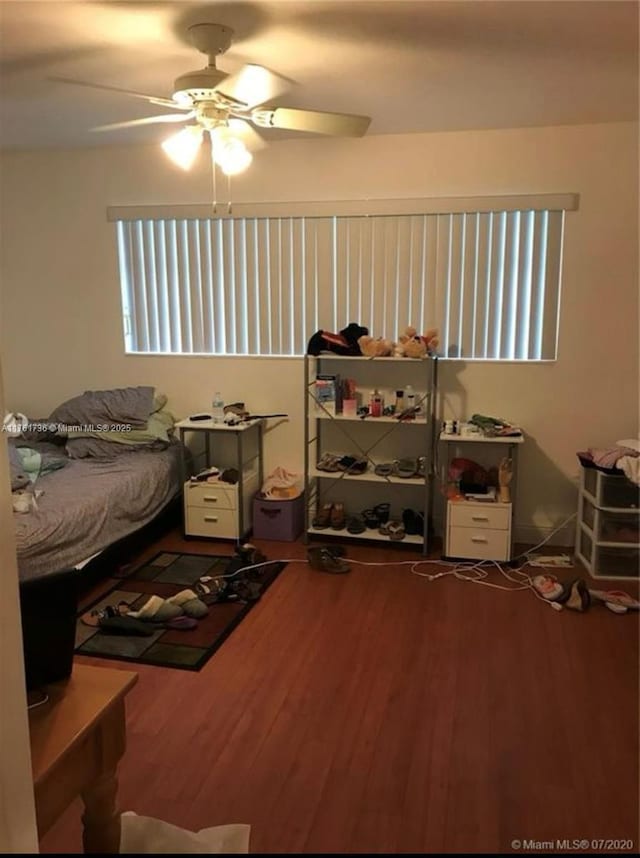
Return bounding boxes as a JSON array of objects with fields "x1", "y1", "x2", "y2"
[
  {"x1": 404, "y1": 385, "x2": 416, "y2": 415},
  {"x1": 212, "y1": 392, "x2": 225, "y2": 423}
]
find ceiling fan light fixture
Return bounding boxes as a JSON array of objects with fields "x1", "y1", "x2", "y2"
[
  {"x1": 161, "y1": 125, "x2": 203, "y2": 170},
  {"x1": 212, "y1": 134, "x2": 253, "y2": 176}
]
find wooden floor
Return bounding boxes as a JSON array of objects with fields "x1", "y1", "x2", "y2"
[{"x1": 41, "y1": 529, "x2": 639, "y2": 854}]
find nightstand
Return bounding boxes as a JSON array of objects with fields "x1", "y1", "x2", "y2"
[
  {"x1": 440, "y1": 430, "x2": 524, "y2": 562},
  {"x1": 176, "y1": 418, "x2": 264, "y2": 542}
]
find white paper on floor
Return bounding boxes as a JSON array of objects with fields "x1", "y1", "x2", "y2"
[{"x1": 119, "y1": 812, "x2": 250, "y2": 854}]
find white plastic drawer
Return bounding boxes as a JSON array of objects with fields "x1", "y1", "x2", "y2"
[
  {"x1": 447, "y1": 526, "x2": 510, "y2": 561},
  {"x1": 185, "y1": 507, "x2": 238, "y2": 538},
  {"x1": 184, "y1": 481, "x2": 238, "y2": 510},
  {"x1": 448, "y1": 503, "x2": 510, "y2": 531}
]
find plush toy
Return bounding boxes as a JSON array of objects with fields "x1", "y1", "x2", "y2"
[
  {"x1": 395, "y1": 326, "x2": 440, "y2": 358},
  {"x1": 395, "y1": 326, "x2": 426, "y2": 359},
  {"x1": 422, "y1": 328, "x2": 440, "y2": 355},
  {"x1": 307, "y1": 322, "x2": 369, "y2": 356},
  {"x1": 358, "y1": 335, "x2": 395, "y2": 358}
]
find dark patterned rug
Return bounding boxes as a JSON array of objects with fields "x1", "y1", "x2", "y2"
[{"x1": 74, "y1": 551, "x2": 285, "y2": 671}]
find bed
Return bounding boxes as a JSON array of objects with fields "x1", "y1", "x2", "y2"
[{"x1": 10, "y1": 386, "x2": 184, "y2": 581}]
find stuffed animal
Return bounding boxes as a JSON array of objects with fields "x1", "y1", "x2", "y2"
[
  {"x1": 307, "y1": 322, "x2": 369, "y2": 356},
  {"x1": 395, "y1": 326, "x2": 426, "y2": 359},
  {"x1": 358, "y1": 335, "x2": 395, "y2": 358},
  {"x1": 422, "y1": 328, "x2": 440, "y2": 355},
  {"x1": 395, "y1": 326, "x2": 440, "y2": 358}
]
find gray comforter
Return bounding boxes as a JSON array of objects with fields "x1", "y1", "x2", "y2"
[{"x1": 15, "y1": 444, "x2": 181, "y2": 581}]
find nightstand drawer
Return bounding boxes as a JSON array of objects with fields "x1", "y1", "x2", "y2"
[
  {"x1": 448, "y1": 503, "x2": 510, "y2": 530},
  {"x1": 184, "y1": 481, "x2": 238, "y2": 511},
  {"x1": 185, "y1": 507, "x2": 238, "y2": 538},
  {"x1": 447, "y1": 526, "x2": 510, "y2": 561}
]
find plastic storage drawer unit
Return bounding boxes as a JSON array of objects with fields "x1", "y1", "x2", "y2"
[{"x1": 253, "y1": 494, "x2": 305, "y2": 541}]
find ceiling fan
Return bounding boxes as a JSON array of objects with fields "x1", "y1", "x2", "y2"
[{"x1": 52, "y1": 22, "x2": 371, "y2": 174}]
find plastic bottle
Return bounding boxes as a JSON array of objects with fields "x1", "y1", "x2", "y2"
[
  {"x1": 404, "y1": 385, "x2": 416, "y2": 415},
  {"x1": 394, "y1": 389, "x2": 405, "y2": 414},
  {"x1": 370, "y1": 389, "x2": 383, "y2": 417},
  {"x1": 211, "y1": 392, "x2": 225, "y2": 423}
]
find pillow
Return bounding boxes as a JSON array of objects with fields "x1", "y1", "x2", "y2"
[
  {"x1": 8, "y1": 443, "x2": 30, "y2": 491},
  {"x1": 49, "y1": 386, "x2": 155, "y2": 429}
]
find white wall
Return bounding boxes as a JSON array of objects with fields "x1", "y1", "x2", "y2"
[{"x1": 0, "y1": 121, "x2": 637, "y2": 542}]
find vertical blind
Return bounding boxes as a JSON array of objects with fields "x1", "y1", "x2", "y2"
[{"x1": 115, "y1": 204, "x2": 567, "y2": 360}]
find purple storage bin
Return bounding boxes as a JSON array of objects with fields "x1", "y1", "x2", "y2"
[{"x1": 253, "y1": 494, "x2": 305, "y2": 541}]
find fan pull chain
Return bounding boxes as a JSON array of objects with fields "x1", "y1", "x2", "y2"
[{"x1": 227, "y1": 175, "x2": 232, "y2": 214}]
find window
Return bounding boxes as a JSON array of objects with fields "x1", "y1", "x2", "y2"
[{"x1": 111, "y1": 194, "x2": 576, "y2": 360}]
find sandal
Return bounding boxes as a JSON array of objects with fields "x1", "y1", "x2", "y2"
[
  {"x1": 312, "y1": 502, "x2": 333, "y2": 529},
  {"x1": 330, "y1": 502, "x2": 347, "y2": 530},
  {"x1": 379, "y1": 519, "x2": 405, "y2": 541},
  {"x1": 317, "y1": 452, "x2": 342, "y2": 472},
  {"x1": 393, "y1": 458, "x2": 418, "y2": 479}
]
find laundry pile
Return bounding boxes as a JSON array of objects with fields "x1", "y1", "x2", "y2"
[{"x1": 577, "y1": 438, "x2": 640, "y2": 486}]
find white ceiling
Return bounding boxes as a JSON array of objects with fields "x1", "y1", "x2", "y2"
[{"x1": 0, "y1": 0, "x2": 637, "y2": 149}]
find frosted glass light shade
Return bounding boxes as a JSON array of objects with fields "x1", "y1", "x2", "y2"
[{"x1": 161, "y1": 125, "x2": 203, "y2": 170}]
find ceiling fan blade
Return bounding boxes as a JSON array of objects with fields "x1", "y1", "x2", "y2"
[
  {"x1": 49, "y1": 76, "x2": 188, "y2": 111},
  {"x1": 91, "y1": 113, "x2": 195, "y2": 132},
  {"x1": 257, "y1": 107, "x2": 371, "y2": 137},
  {"x1": 215, "y1": 63, "x2": 291, "y2": 109},
  {"x1": 227, "y1": 118, "x2": 267, "y2": 151}
]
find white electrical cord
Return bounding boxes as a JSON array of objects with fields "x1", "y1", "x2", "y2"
[{"x1": 220, "y1": 511, "x2": 578, "y2": 611}]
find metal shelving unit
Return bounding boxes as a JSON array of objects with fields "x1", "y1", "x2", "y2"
[{"x1": 304, "y1": 354, "x2": 437, "y2": 555}]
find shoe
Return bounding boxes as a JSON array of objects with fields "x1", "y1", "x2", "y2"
[
  {"x1": 330, "y1": 502, "x2": 346, "y2": 530},
  {"x1": 346, "y1": 515, "x2": 366, "y2": 534},
  {"x1": 312, "y1": 502, "x2": 333, "y2": 529},
  {"x1": 559, "y1": 578, "x2": 590, "y2": 612},
  {"x1": 402, "y1": 508, "x2": 424, "y2": 536},
  {"x1": 307, "y1": 547, "x2": 350, "y2": 574},
  {"x1": 379, "y1": 520, "x2": 406, "y2": 541},
  {"x1": 532, "y1": 574, "x2": 564, "y2": 601}
]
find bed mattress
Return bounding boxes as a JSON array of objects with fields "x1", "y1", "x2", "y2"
[{"x1": 15, "y1": 444, "x2": 182, "y2": 581}]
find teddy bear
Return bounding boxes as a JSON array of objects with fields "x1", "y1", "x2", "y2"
[
  {"x1": 357, "y1": 335, "x2": 395, "y2": 358},
  {"x1": 395, "y1": 326, "x2": 426, "y2": 358},
  {"x1": 395, "y1": 326, "x2": 440, "y2": 358}
]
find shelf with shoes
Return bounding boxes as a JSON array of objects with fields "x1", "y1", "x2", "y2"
[{"x1": 304, "y1": 354, "x2": 437, "y2": 553}]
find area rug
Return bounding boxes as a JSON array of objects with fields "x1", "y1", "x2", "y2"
[{"x1": 74, "y1": 551, "x2": 285, "y2": 671}]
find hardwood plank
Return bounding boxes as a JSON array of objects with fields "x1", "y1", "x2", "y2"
[{"x1": 40, "y1": 531, "x2": 639, "y2": 853}]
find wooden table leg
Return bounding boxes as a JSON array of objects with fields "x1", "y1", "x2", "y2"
[{"x1": 81, "y1": 771, "x2": 121, "y2": 854}]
